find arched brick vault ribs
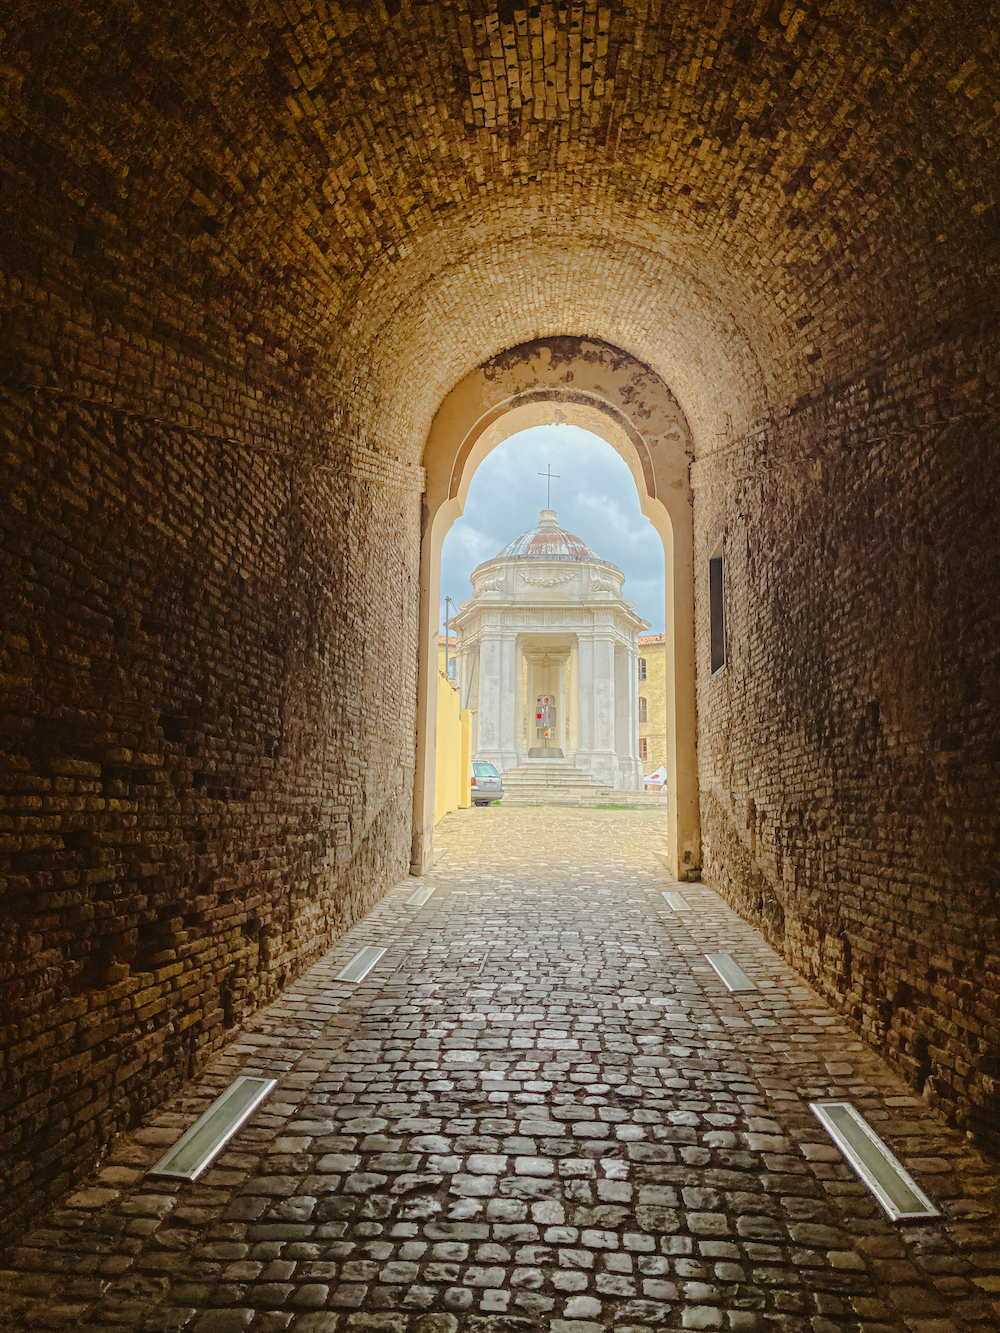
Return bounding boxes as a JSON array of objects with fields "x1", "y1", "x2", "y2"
[
  {"x1": 1, "y1": 0, "x2": 997, "y2": 448},
  {"x1": 0, "y1": 0, "x2": 997, "y2": 1241}
]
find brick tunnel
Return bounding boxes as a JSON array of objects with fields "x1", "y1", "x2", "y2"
[{"x1": 0, "y1": 0, "x2": 998, "y2": 1310}]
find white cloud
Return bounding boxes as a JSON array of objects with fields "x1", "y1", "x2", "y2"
[{"x1": 439, "y1": 425, "x2": 665, "y2": 633}]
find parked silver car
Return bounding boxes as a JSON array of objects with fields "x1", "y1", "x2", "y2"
[{"x1": 471, "y1": 761, "x2": 504, "y2": 806}]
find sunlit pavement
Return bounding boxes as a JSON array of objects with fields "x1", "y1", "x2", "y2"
[{"x1": 3, "y1": 807, "x2": 999, "y2": 1333}]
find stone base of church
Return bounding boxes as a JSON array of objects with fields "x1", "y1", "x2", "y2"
[{"x1": 478, "y1": 748, "x2": 643, "y2": 791}]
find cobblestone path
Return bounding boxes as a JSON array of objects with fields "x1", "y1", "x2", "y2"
[{"x1": 3, "y1": 809, "x2": 999, "y2": 1333}]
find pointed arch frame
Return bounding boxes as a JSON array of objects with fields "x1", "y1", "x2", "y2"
[{"x1": 412, "y1": 337, "x2": 700, "y2": 880}]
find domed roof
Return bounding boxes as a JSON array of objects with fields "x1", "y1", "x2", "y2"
[{"x1": 497, "y1": 509, "x2": 603, "y2": 562}]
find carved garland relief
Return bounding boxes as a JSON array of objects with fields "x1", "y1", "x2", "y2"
[{"x1": 518, "y1": 571, "x2": 577, "y2": 588}]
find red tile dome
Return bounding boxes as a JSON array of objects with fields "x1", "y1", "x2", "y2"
[{"x1": 497, "y1": 509, "x2": 608, "y2": 563}]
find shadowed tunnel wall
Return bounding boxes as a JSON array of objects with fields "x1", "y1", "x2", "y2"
[{"x1": 0, "y1": 0, "x2": 998, "y2": 1239}]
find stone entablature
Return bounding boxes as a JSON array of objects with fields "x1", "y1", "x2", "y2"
[
  {"x1": 471, "y1": 556, "x2": 626, "y2": 601},
  {"x1": 450, "y1": 510, "x2": 648, "y2": 789}
]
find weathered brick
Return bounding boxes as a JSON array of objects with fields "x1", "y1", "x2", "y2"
[{"x1": 0, "y1": 0, "x2": 998, "y2": 1274}]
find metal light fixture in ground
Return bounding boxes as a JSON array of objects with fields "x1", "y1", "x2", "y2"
[
  {"x1": 810, "y1": 1101, "x2": 940, "y2": 1221},
  {"x1": 662, "y1": 890, "x2": 692, "y2": 911},
  {"x1": 407, "y1": 885, "x2": 436, "y2": 907},
  {"x1": 335, "y1": 945, "x2": 387, "y2": 982},
  {"x1": 148, "y1": 1076, "x2": 277, "y2": 1181},
  {"x1": 704, "y1": 952, "x2": 757, "y2": 991}
]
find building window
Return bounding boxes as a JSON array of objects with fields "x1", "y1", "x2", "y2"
[
  {"x1": 448, "y1": 656, "x2": 456, "y2": 679},
  {"x1": 638, "y1": 696, "x2": 647, "y2": 723},
  {"x1": 639, "y1": 738, "x2": 648, "y2": 760},
  {"x1": 710, "y1": 546, "x2": 726, "y2": 674},
  {"x1": 638, "y1": 657, "x2": 646, "y2": 681}
]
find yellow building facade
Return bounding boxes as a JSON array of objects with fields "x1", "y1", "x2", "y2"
[
  {"x1": 435, "y1": 636, "x2": 472, "y2": 823},
  {"x1": 637, "y1": 633, "x2": 668, "y2": 777}
]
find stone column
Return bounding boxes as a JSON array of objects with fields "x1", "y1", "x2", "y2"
[
  {"x1": 569, "y1": 639, "x2": 580, "y2": 755},
  {"x1": 557, "y1": 655, "x2": 567, "y2": 754},
  {"x1": 614, "y1": 644, "x2": 628, "y2": 780},
  {"x1": 476, "y1": 636, "x2": 502, "y2": 762},
  {"x1": 514, "y1": 637, "x2": 525, "y2": 759},
  {"x1": 592, "y1": 635, "x2": 617, "y2": 787},
  {"x1": 627, "y1": 641, "x2": 642, "y2": 787},
  {"x1": 461, "y1": 643, "x2": 481, "y2": 750},
  {"x1": 525, "y1": 655, "x2": 535, "y2": 748},
  {"x1": 496, "y1": 636, "x2": 519, "y2": 770},
  {"x1": 613, "y1": 642, "x2": 640, "y2": 789},
  {"x1": 576, "y1": 635, "x2": 595, "y2": 764}
]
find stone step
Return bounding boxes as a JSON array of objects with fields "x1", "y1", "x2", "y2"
[
  {"x1": 497, "y1": 762, "x2": 667, "y2": 808},
  {"x1": 503, "y1": 786, "x2": 668, "y2": 807},
  {"x1": 504, "y1": 766, "x2": 595, "y2": 779},
  {"x1": 503, "y1": 788, "x2": 598, "y2": 798},
  {"x1": 506, "y1": 763, "x2": 592, "y2": 770},
  {"x1": 504, "y1": 783, "x2": 600, "y2": 794}
]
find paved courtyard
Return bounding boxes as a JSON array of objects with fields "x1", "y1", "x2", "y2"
[{"x1": 2, "y1": 808, "x2": 999, "y2": 1333}]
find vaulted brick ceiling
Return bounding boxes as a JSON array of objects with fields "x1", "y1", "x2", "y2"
[
  {"x1": 2, "y1": 1, "x2": 996, "y2": 453},
  {"x1": 2, "y1": 0, "x2": 999, "y2": 1249}
]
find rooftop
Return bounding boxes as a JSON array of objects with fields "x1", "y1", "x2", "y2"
[{"x1": 495, "y1": 509, "x2": 619, "y2": 568}]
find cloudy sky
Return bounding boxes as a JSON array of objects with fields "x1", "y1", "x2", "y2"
[{"x1": 440, "y1": 425, "x2": 665, "y2": 634}]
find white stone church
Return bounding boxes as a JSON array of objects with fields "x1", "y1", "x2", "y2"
[{"x1": 450, "y1": 510, "x2": 648, "y2": 790}]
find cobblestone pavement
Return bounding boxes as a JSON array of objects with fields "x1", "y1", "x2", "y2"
[{"x1": 3, "y1": 808, "x2": 999, "y2": 1333}]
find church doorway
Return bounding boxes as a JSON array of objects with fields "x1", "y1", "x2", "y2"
[{"x1": 413, "y1": 336, "x2": 699, "y2": 881}]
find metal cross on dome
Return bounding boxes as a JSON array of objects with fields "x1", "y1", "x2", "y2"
[{"x1": 538, "y1": 463, "x2": 560, "y2": 508}]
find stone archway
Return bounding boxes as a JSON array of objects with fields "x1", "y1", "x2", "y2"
[{"x1": 412, "y1": 336, "x2": 700, "y2": 880}]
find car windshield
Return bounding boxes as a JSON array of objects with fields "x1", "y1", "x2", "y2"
[{"x1": 473, "y1": 763, "x2": 499, "y2": 777}]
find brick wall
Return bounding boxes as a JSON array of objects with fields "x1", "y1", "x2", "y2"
[
  {"x1": 0, "y1": 388, "x2": 422, "y2": 1237},
  {"x1": 1, "y1": 0, "x2": 998, "y2": 1240},
  {"x1": 694, "y1": 382, "x2": 1000, "y2": 1146}
]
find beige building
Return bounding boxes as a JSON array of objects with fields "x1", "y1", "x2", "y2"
[
  {"x1": 636, "y1": 633, "x2": 668, "y2": 776},
  {"x1": 450, "y1": 510, "x2": 648, "y2": 790},
  {"x1": 444, "y1": 621, "x2": 668, "y2": 784}
]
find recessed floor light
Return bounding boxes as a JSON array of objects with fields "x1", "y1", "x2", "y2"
[
  {"x1": 148, "y1": 1076, "x2": 277, "y2": 1181},
  {"x1": 335, "y1": 945, "x2": 387, "y2": 982},
  {"x1": 810, "y1": 1101, "x2": 940, "y2": 1220},
  {"x1": 662, "y1": 890, "x2": 692, "y2": 911},
  {"x1": 407, "y1": 885, "x2": 436, "y2": 906},
  {"x1": 704, "y1": 953, "x2": 757, "y2": 992}
]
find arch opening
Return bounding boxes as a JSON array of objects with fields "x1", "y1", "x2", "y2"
[{"x1": 413, "y1": 336, "x2": 701, "y2": 880}]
